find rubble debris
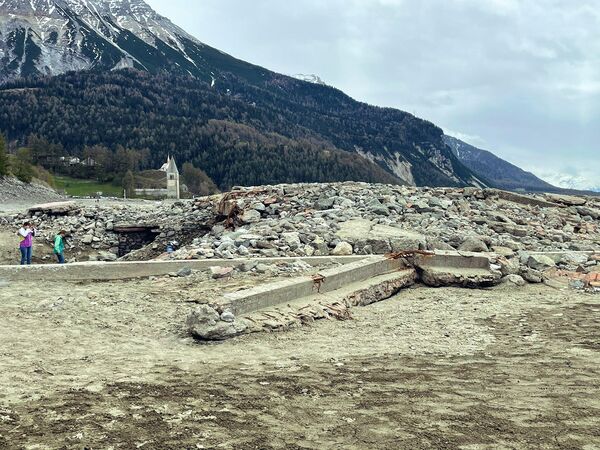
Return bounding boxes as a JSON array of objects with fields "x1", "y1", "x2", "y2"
[{"x1": 2, "y1": 183, "x2": 598, "y2": 275}]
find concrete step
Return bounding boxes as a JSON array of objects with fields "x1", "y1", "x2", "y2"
[
  {"x1": 243, "y1": 269, "x2": 418, "y2": 333},
  {"x1": 187, "y1": 256, "x2": 415, "y2": 341},
  {"x1": 216, "y1": 256, "x2": 407, "y2": 316},
  {"x1": 413, "y1": 250, "x2": 501, "y2": 287}
]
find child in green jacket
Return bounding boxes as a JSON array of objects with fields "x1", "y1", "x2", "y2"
[{"x1": 54, "y1": 230, "x2": 67, "y2": 264}]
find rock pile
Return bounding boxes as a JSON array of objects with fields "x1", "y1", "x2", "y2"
[
  {"x1": 1, "y1": 182, "x2": 599, "y2": 283},
  {"x1": 174, "y1": 183, "x2": 599, "y2": 258},
  {"x1": 0, "y1": 200, "x2": 214, "y2": 262},
  {"x1": 0, "y1": 177, "x2": 63, "y2": 209}
]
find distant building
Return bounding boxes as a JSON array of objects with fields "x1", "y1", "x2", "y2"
[
  {"x1": 165, "y1": 155, "x2": 180, "y2": 199},
  {"x1": 59, "y1": 156, "x2": 82, "y2": 166},
  {"x1": 134, "y1": 155, "x2": 181, "y2": 199}
]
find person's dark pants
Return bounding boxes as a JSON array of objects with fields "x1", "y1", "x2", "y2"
[
  {"x1": 56, "y1": 253, "x2": 65, "y2": 264},
  {"x1": 20, "y1": 246, "x2": 32, "y2": 265}
]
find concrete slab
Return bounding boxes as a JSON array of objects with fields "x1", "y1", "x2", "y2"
[
  {"x1": 28, "y1": 201, "x2": 79, "y2": 216},
  {"x1": 413, "y1": 250, "x2": 502, "y2": 287},
  {"x1": 414, "y1": 250, "x2": 493, "y2": 270},
  {"x1": 217, "y1": 256, "x2": 407, "y2": 316},
  {"x1": 188, "y1": 266, "x2": 417, "y2": 341},
  {"x1": 0, "y1": 256, "x2": 365, "y2": 282},
  {"x1": 243, "y1": 269, "x2": 418, "y2": 333}
]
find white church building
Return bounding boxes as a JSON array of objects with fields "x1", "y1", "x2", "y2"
[{"x1": 134, "y1": 155, "x2": 181, "y2": 199}]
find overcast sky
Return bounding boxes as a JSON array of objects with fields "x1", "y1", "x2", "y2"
[{"x1": 147, "y1": 0, "x2": 600, "y2": 190}]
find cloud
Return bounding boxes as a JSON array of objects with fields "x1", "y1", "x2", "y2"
[{"x1": 147, "y1": 0, "x2": 600, "y2": 187}]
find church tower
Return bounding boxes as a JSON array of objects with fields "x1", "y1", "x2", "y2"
[{"x1": 165, "y1": 156, "x2": 180, "y2": 199}]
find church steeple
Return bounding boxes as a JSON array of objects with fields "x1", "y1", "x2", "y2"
[{"x1": 166, "y1": 155, "x2": 179, "y2": 175}]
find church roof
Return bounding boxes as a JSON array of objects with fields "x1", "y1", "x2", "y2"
[{"x1": 165, "y1": 156, "x2": 179, "y2": 174}]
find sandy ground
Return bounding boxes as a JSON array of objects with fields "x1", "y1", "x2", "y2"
[
  {"x1": 0, "y1": 271, "x2": 599, "y2": 449},
  {"x1": 0, "y1": 230, "x2": 58, "y2": 266}
]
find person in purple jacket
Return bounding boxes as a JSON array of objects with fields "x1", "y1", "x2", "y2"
[{"x1": 17, "y1": 222, "x2": 37, "y2": 265}]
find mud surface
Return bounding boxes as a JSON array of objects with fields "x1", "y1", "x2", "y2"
[{"x1": 0, "y1": 274, "x2": 599, "y2": 449}]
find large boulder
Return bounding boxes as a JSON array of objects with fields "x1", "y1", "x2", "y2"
[
  {"x1": 459, "y1": 237, "x2": 489, "y2": 253},
  {"x1": 336, "y1": 219, "x2": 426, "y2": 254},
  {"x1": 331, "y1": 242, "x2": 353, "y2": 256},
  {"x1": 576, "y1": 206, "x2": 600, "y2": 220},
  {"x1": 502, "y1": 274, "x2": 526, "y2": 287},
  {"x1": 186, "y1": 305, "x2": 248, "y2": 341},
  {"x1": 558, "y1": 252, "x2": 590, "y2": 266},
  {"x1": 240, "y1": 209, "x2": 261, "y2": 224},
  {"x1": 546, "y1": 194, "x2": 587, "y2": 206},
  {"x1": 282, "y1": 232, "x2": 301, "y2": 250},
  {"x1": 527, "y1": 255, "x2": 556, "y2": 271}
]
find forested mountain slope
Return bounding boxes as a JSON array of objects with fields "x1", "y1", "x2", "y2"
[{"x1": 0, "y1": 0, "x2": 487, "y2": 188}]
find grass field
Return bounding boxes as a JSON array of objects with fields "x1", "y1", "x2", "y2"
[{"x1": 54, "y1": 176, "x2": 123, "y2": 197}]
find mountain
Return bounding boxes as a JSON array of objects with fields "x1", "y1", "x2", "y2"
[
  {"x1": 443, "y1": 135, "x2": 558, "y2": 192},
  {"x1": 0, "y1": 0, "x2": 488, "y2": 189},
  {"x1": 291, "y1": 74, "x2": 327, "y2": 86}
]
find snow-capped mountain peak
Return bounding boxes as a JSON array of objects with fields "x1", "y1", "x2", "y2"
[
  {"x1": 292, "y1": 73, "x2": 327, "y2": 86},
  {"x1": 0, "y1": 0, "x2": 208, "y2": 83}
]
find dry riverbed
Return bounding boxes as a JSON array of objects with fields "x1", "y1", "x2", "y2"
[{"x1": 0, "y1": 271, "x2": 599, "y2": 449}]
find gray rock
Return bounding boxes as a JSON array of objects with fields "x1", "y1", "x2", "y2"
[
  {"x1": 576, "y1": 206, "x2": 600, "y2": 220},
  {"x1": 502, "y1": 274, "x2": 526, "y2": 287},
  {"x1": 527, "y1": 255, "x2": 556, "y2": 271},
  {"x1": 187, "y1": 305, "x2": 247, "y2": 341},
  {"x1": 241, "y1": 209, "x2": 261, "y2": 224},
  {"x1": 177, "y1": 267, "x2": 193, "y2": 277},
  {"x1": 97, "y1": 251, "x2": 118, "y2": 262},
  {"x1": 459, "y1": 237, "x2": 489, "y2": 253},
  {"x1": 368, "y1": 200, "x2": 390, "y2": 216},
  {"x1": 210, "y1": 266, "x2": 234, "y2": 279},
  {"x1": 316, "y1": 196, "x2": 335, "y2": 210},
  {"x1": 282, "y1": 232, "x2": 301, "y2": 250},
  {"x1": 239, "y1": 260, "x2": 259, "y2": 272},
  {"x1": 220, "y1": 310, "x2": 236, "y2": 323},
  {"x1": 521, "y1": 268, "x2": 544, "y2": 284},
  {"x1": 558, "y1": 252, "x2": 590, "y2": 266},
  {"x1": 250, "y1": 202, "x2": 266, "y2": 212},
  {"x1": 499, "y1": 258, "x2": 520, "y2": 276},
  {"x1": 331, "y1": 241, "x2": 353, "y2": 256},
  {"x1": 426, "y1": 238, "x2": 455, "y2": 251},
  {"x1": 337, "y1": 219, "x2": 425, "y2": 254},
  {"x1": 255, "y1": 263, "x2": 273, "y2": 274},
  {"x1": 546, "y1": 194, "x2": 587, "y2": 206}
]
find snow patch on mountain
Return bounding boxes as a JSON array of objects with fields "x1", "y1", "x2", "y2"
[{"x1": 292, "y1": 74, "x2": 327, "y2": 86}]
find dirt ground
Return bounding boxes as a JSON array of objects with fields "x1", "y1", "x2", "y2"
[
  {"x1": 0, "y1": 271, "x2": 599, "y2": 449},
  {"x1": 0, "y1": 230, "x2": 59, "y2": 266}
]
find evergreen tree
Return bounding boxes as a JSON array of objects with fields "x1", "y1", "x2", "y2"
[
  {"x1": 182, "y1": 162, "x2": 219, "y2": 196},
  {"x1": 0, "y1": 133, "x2": 8, "y2": 177},
  {"x1": 13, "y1": 148, "x2": 34, "y2": 183},
  {"x1": 122, "y1": 170, "x2": 135, "y2": 198}
]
